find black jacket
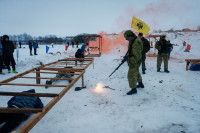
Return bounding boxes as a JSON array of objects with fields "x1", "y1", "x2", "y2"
[
  {"x1": 2, "y1": 40, "x2": 15, "y2": 56},
  {"x1": 141, "y1": 37, "x2": 150, "y2": 54},
  {"x1": 75, "y1": 49, "x2": 84, "y2": 58}
]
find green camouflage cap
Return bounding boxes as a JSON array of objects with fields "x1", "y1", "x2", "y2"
[{"x1": 124, "y1": 30, "x2": 136, "y2": 37}]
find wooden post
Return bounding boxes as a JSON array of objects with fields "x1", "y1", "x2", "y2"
[
  {"x1": 36, "y1": 68, "x2": 40, "y2": 84},
  {"x1": 82, "y1": 75, "x2": 84, "y2": 87}
]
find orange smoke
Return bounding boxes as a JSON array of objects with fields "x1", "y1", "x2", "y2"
[{"x1": 89, "y1": 31, "x2": 127, "y2": 54}]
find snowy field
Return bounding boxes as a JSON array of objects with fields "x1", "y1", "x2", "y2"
[{"x1": 0, "y1": 32, "x2": 200, "y2": 133}]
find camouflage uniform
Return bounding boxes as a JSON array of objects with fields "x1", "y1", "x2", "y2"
[
  {"x1": 124, "y1": 31, "x2": 143, "y2": 89},
  {"x1": 155, "y1": 36, "x2": 172, "y2": 72}
]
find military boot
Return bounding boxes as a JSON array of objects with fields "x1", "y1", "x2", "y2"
[
  {"x1": 127, "y1": 88, "x2": 137, "y2": 95},
  {"x1": 136, "y1": 82, "x2": 144, "y2": 88},
  {"x1": 164, "y1": 70, "x2": 170, "y2": 73}
]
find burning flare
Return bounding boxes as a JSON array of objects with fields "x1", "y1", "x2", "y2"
[{"x1": 93, "y1": 82, "x2": 104, "y2": 93}]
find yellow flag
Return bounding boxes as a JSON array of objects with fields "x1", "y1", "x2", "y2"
[{"x1": 131, "y1": 16, "x2": 150, "y2": 36}]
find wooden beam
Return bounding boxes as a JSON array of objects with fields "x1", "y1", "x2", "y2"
[
  {"x1": 45, "y1": 65, "x2": 85, "y2": 68},
  {"x1": 0, "y1": 92, "x2": 59, "y2": 97},
  {"x1": 0, "y1": 68, "x2": 35, "y2": 83},
  {"x1": 0, "y1": 83, "x2": 67, "y2": 87},
  {"x1": 59, "y1": 58, "x2": 93, "y2": 61},
  {"x1": 83, "y1": 59, "x2": 94, "y2": 70},
  {"x1": 36, "y1": 67, "x2": 40, "y2": 84},
  {"x1": 39, "y1": 67, "x2": 83, "y2": 72},
  {"x1": 20, "y1": 97, "x2": 59, "y2": 133},
  {"x1": 19, "y1": 71, "x2": 85, "y2": 133},
  {"x1": 16, "y1": 76, "x2": 74, "y2": 81},
  {"x1": 0, "y1": 108, "x2": 43, "y2": 113},
  {"x1": 31, "y1": 71, "x2": 80, "y2": 75}
]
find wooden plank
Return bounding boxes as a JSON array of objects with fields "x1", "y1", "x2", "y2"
[
  {"x1": 39, "y1": 67, "x2": 83, "y2": 72},
  {"x1": 31, "y1": 71, "x2": 80, "y2": 75},
  {"x1": 16, "y1": 76, "x2": 74, "y2": 81},
  {"x1": 0, "y1": 92, "x2": 59, "y2": 97},
  {"x1": 0, "y1": 83, "x2": 67, "y2": 87},
  {"x1": 19, "y1": 71, "x2": 85, "y2": 133},
  {"x1": 20, "y1": 97, "x2": 59, "y2": 133},
  {"x1": 51, "y1": 63, "x2": 88, "y2": 65},
  {"x1": 185, "y1": 59, "x2": 200, "y2": 62},
  {"x1": 0, "y1": 68, "x2": 35, "y2": 83},
  {"x1": 59, "y1": 58, "x2": 93, "y2": 61},
  {"x1": 36, "y1": 68, "x2": 40, "y2": 84},
  {"x1": 0, "y1": 108, "x2": 43, "y2": 113},
  {"x1": 83, "y1": 59, "x2": 94, "y2": 70},
  {"x1": 39, "y1": 60, "x2": 60, "y2": 68},
  {"x1": 45, "y1": 65, "x2": 85, "y2": 68}
]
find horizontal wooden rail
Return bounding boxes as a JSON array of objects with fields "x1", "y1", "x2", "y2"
[
  {"x1": 39, "y1": 67, "x2": 83, "y2": 72},
  {"x1": 0, "y1": 83, "x2": 67, "y2": 87},
  {"x1": 16, "y1": 76, "x2": 74, "y2": 81},
  {"x1": 31, "y1": 71, "x2": 80, "y2": 75},
  {"x1": 0, "y1": 108, "x2": 43, "y2": 113},
  {"x1": 0, "y1": 68, "x2": 35, "y2": 83},
  {"x1": 0, "y1": 92, "x2": 59, "y2": 97},
  {"x1": 45, "y1": 66, "x2": 85, "y2": 68}
]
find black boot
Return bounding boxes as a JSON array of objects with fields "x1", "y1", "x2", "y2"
[
  {"x1": 164, "y1": 70, "x2": 170, "y2": 73},
  {"x1": 157, "y1": 69, "x2": 160, "y2": 72},
  {"x1": 142, "y1": 71, "x2": 145, "y2": 74},
  {"x1": 136, "y1": 82, "x2": 144, "y2": 88},
  {"x1": 127, "y1": 88, "x2": 137, "y2": 95}
]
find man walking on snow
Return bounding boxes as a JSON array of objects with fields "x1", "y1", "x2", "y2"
[
  {"x1": 124, "y1": 30, "x2": 144, "y2": 95},
  {"x1": 138, "y1": 33, "x2": 150, "y2": 74}
]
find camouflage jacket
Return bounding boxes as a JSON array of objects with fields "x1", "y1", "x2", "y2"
[
  {"x1": 128, "y1": 37, "x2": 143, "y2": 65},
  {"x1": 155, "y1": 39, "x2": 172, "y2": 54}
]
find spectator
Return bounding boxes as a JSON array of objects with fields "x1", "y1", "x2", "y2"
[
  {"x1": 0, "y1": 36, "x2": 5, "y2": 74},
  {"x1": 138, "y1": 33, "x2": 150, "y2": 74},
  {"x1": 19, "y1": 41, "x2": 22, "y2": 48},
  {"x1": 81, "y1": 43, "x2": 88, "y2": 55},
  {"x1": 76, "y1": 41, "x2": 79, "y2": 48},
  {"x1": 33, "y1": 41, "x2": 38, "y2": 55},
  {"x1": 75, "y1": 48, "x2": 84, "y2": 66},
  {"x1": 28, "y1": 40, "x2": 33, "y2": 56},
  {"x1": 2, "y1": 35, "x2": 18, "y2": 73},
  {"x1": 0, "y1": 89, "x2": 44, "y2": 133}
]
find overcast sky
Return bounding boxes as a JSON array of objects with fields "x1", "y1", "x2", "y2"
[{"x1": 0, "y1": 0, "x2": 200, "y2": 37}]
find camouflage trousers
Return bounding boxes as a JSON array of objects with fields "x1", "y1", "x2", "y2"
[
  {"x1": 157, "y1": 53, "x2": 168, "y2": 70},
  {"x1": 127, "y1": 62, "x2": 142, "y2": 88}
]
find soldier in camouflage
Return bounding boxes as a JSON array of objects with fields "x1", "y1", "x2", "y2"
[
  {"x1": 155, "y1": 35, "x2": 171, "y2": 73},
  {"x1": 124, "y1": 30, "x2": 144, "y2": 95}
]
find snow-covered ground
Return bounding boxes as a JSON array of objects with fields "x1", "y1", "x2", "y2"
[{"x1": 0, "y1": 32, "x2": 200, "y2": 133}]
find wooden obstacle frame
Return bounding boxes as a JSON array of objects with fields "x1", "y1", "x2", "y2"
[
  {"x1": 84, "y1": 34, "x2": 102, "y2": 57},
  {"x1": 0, "y1": 58, "x2": 94, "y2": 133},
  {"x1": 185, "y1": 59, "x2": 200, "y2": 71}
]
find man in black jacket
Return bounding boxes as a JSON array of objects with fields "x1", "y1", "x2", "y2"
[
  {"x1": 2, "y1": 35, "x2": 18, "y2": 73},
  {"x1": 138, "y1": 33, "x2": 150, "y2": 74}
]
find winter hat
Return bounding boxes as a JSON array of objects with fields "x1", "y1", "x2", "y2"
[{"x1": 3, "y1": 35, "x2": 9, "y2": 40}]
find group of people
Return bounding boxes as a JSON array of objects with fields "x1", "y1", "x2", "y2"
[
  {"x1": 28, "y1": 40, "x2": 38, "y2": 56},
  {"x1": 0, "y1": 35, "x2": 18, "y2": 74},
  {"x1": 123, "y1": 30, "x2": 173, "y2": 95}
]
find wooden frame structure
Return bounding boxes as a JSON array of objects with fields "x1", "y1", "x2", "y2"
[
  {"x1": 185, "y1": 59, "x2": 200, "y2": 71},
  {"x1": 0, "y1": 57, "x2": 94, "y2": 133},
  {"x1": 85, "y1": 34, "x2": 102, "y2": 57}
]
